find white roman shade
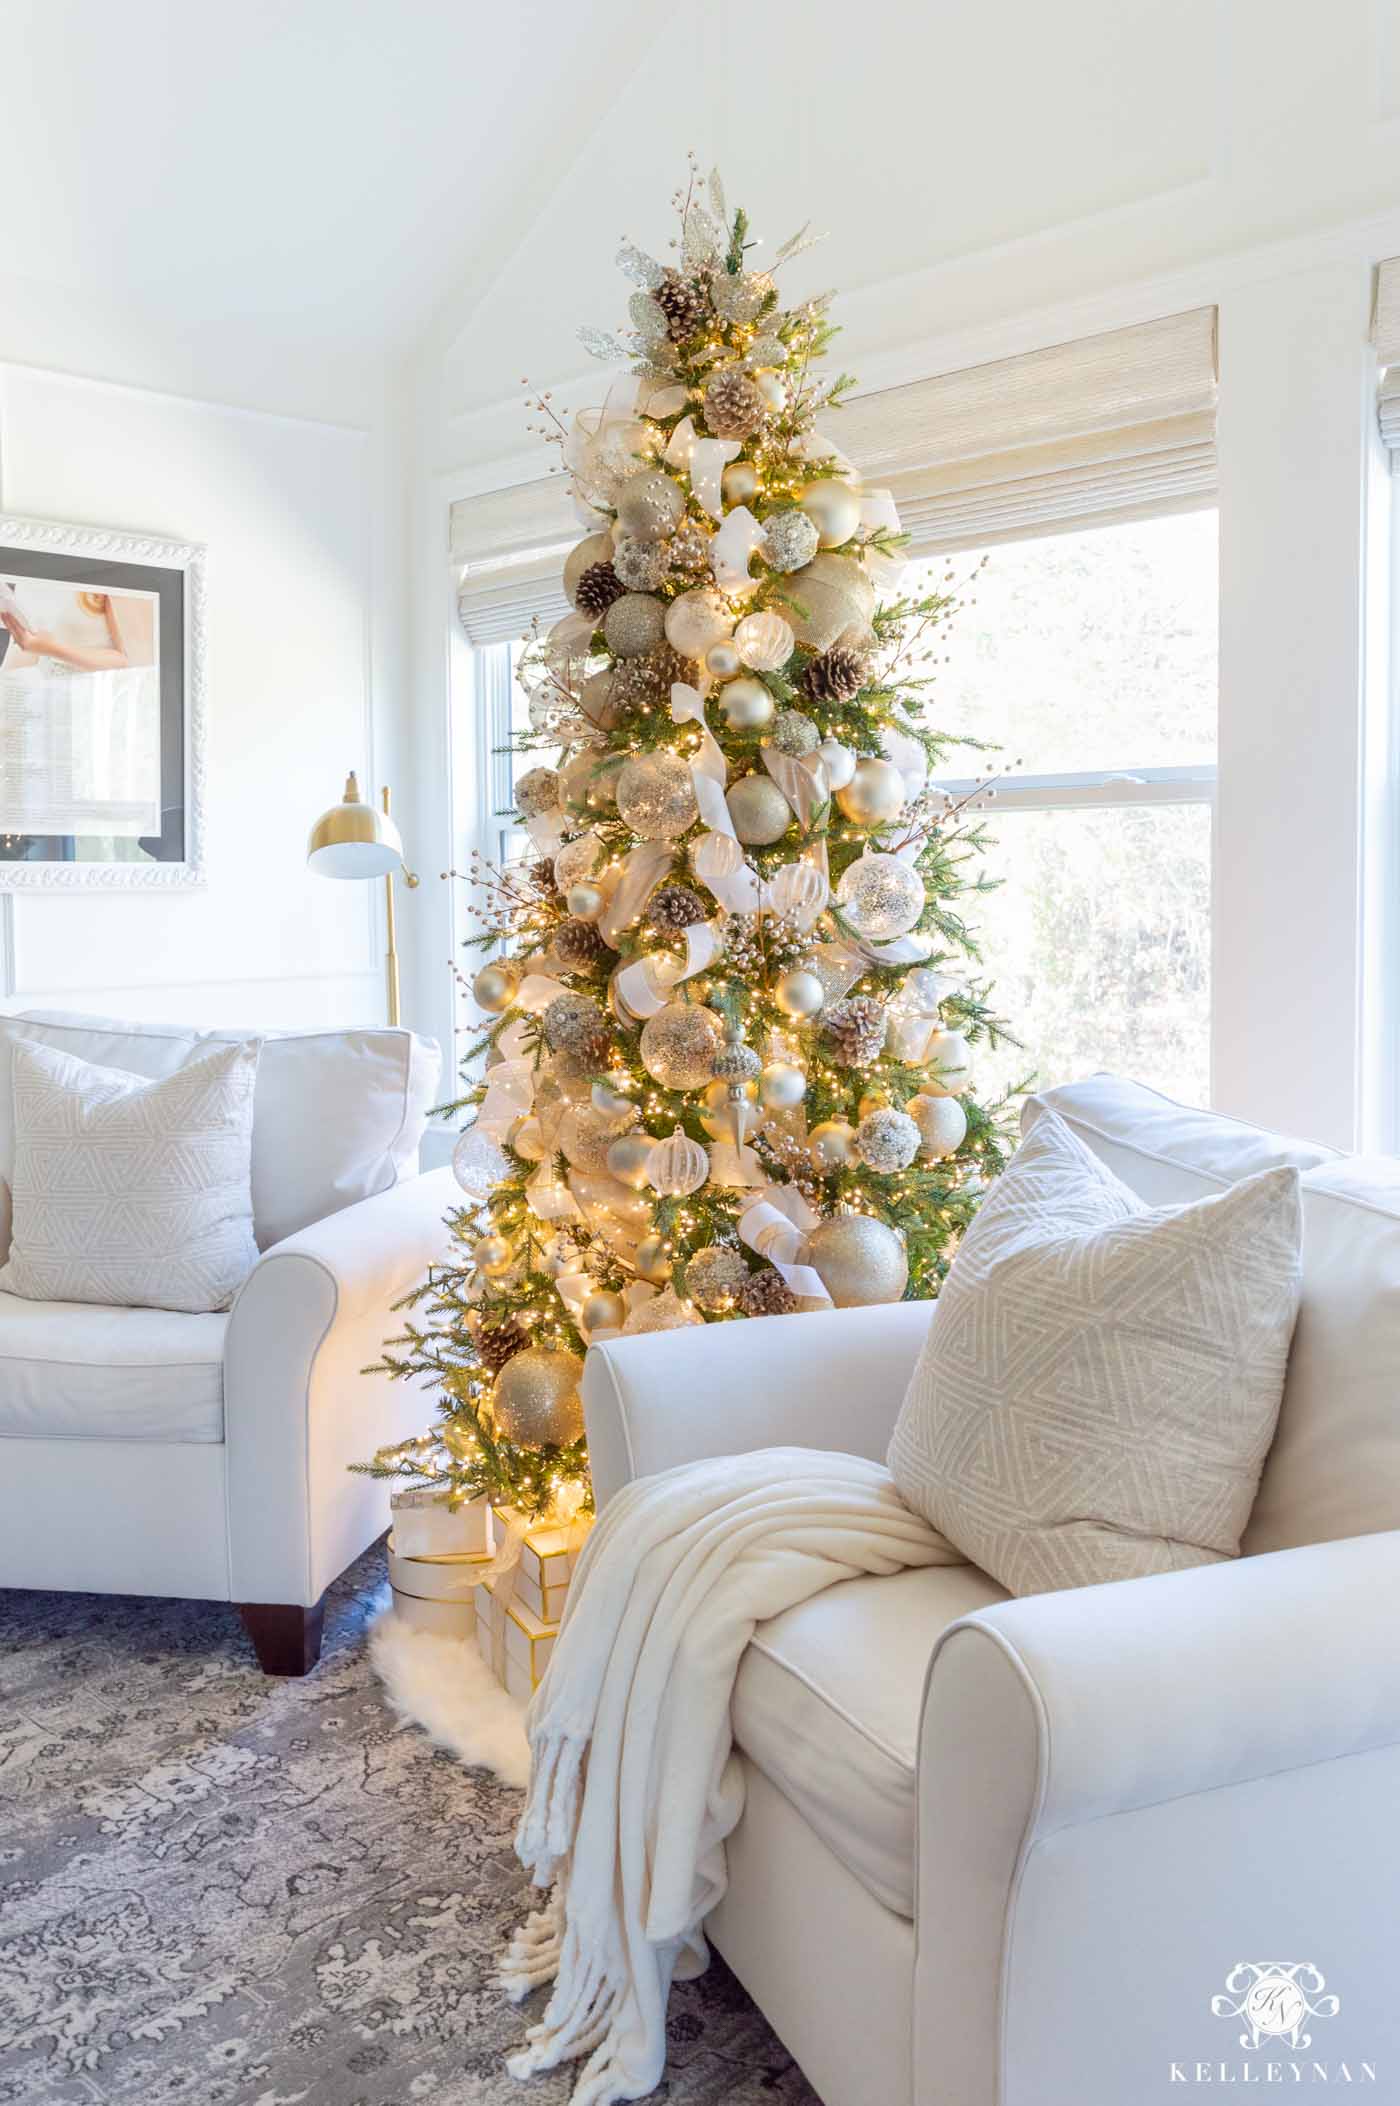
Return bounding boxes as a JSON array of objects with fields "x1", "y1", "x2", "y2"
[
  {"x1": 451, "y1": 475, "x2": 578, "y2": 646},
  {"x1": 1372, "y1": 256, "x2": 1400, "y2": 452},
  {"x1": 828, "y1": 307, "x2": 1218, "y2": 554}
]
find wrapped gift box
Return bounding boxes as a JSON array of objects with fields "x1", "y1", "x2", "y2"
[
  {"x1": 386, "y1": 1529, "x2": 489, "y2": 1639},
  {"x1": 389, "y1": 1486, "x2": 494, "y2": 1561},
  {"x1": 475, "y1": 1577, "x2": 559, "y2": 1702},
  {"x1": 494, "y1": 1506, "x2": 587, "y2": 1623}
]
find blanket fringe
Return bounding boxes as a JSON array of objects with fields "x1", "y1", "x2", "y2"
[
  {"x1": 499, "y1": 1886, "x2": 565, "y2": 2003},
  {"x1": 514, "y1": 1729, "x2": 587, "y2": 1873}
]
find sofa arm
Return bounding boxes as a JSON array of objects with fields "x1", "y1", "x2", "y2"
[
  {"x1": 223, "y1": 1166, "x2": 458, "y2": 1604},
  {"x1": 913, "y1": 1530, "x2": 1400, "y2": 2106},
  {"x1": 583, "y1": 1300, "x2": 931, "y2": 1509}
]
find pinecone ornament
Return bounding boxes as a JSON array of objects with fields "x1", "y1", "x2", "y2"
[
  {"x1": 647, "y1": 883, "x2": 707, "y2": 932},
  {"x1": 477, "y1": 1319, "x2": 529, "y2": 1375},
  {"x1": 740, "y1": 1267, "x2": 800, "y2": 1318},
  {"x1": 612, "y1": 643, "x2": 695, "y2": 708},
  {"x1": 803, "y1": 645, "x2": 868, "y2": 704},
  {"x1": 554, "y1": 917, "x2": 605, "y2": 972},
  {"x1": 703, "y1": 368, "x2": 767, "y2": 441},
  {"x1": 654, "y1": 268, "x2": 711, "y2": 343},
  {"x1": 574, "y1": 560, "x2": 626, "y2": 620},
  {"x1": 532, "y1": 857, "x2": 559, "y2": 894},
  {"x1": 822, "y1": 994, "x2": 889, "y2": 1068}
]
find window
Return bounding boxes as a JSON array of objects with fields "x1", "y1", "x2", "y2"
[{"x1": 922, "y1": 509, "x2": 1217, "y2": 1106}]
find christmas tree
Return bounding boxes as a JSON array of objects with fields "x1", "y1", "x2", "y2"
[{"x1": 364, "y1": 164, "x2": 1015, "y2": 1521}]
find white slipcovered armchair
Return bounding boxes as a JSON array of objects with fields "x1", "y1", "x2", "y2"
[
  {"x1": 584, "y1": 1077, "x2": 1400, "y2": 2106},
  {"x1": 0, "y1": 1011, "x2": 453, "y2": 1674}
]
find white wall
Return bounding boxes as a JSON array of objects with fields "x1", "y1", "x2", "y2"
[{"x1": 0, "y1": 358, "x2": 410, "y2": 1034}]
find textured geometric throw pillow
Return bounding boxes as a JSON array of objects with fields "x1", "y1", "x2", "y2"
[
  {"x1": 887, "y1": 1107, "x2": 1303, "y2": 1596},
  {"x1": 0, "y1": 1038, "x2": 260, "y2": 1314}
]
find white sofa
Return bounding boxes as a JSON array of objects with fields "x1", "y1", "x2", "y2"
[
  {"x1": 0, "y1": 1010, "x2": 454, "y2": 1674},
  {"x1": 583, "y1": 1076, "x2": 1400, "y2": 2106}
]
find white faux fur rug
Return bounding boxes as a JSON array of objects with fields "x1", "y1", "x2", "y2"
[{"x1": 369, "y1": 1610, "x2": 531, "y2": 1787}]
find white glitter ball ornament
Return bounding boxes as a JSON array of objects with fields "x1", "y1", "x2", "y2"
[
  {"x1": 856, "y1": 1107, "x2": 921, "y2": 1173},
  {"x1": 665, "y1": 587, "x2": 734, "y2": 659},
  {"x1": 622, "y1": 1287, "x2": 703, "y2": 1335},
  {"x1": 515, "y1": 765, "x2": 561, "y2": 818},
  {"x1": 639, "y1": 1002, "x2": 726, "y2": 1089},
  {"x1": 835, "y1": 852, "x2": 925, "y2": 939},
  {"x1": 909, "y1": 1092, "x2": 967, "y2": 1159},
  {"x1": 615, "y1": 469, "x2": 687, "y2": 541},
  {"x1": 554, "y1": 832, "x2": 603, "y2": 889},
  {"x1": 615, "y1": 751, "x2": 698, "y2": 841},
  {"x1": 809, "y1": 1215, "x2": 908, "y2": 1307}
]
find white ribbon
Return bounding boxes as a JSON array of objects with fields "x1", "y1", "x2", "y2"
[
  {"x1": 525, "y1": 810, "x2": 567, "y2": 855},
  {"x1": 514, "y1": 972, "x2": 571, "y2": 1015},
  {"x1": 709, "y1": 506, "x2": 766, "y2": 593},
  {"x1": 477, "y1": 1057, "x2": 536, "y2": 1144},
  {"x1": 739, "y1": 1185, "x2": 832, "y2": 1306},
  {"x1": 614, "y1": 919, "x2": 722, "y2": 1020},
  {"x1": 664, "y1": 414, "x2": 698, "y2": 471},
  {"x1": 688, "y1": 436, "x2": 742, "y2": 519},
  {"x1": 598, "y1": 841, "x2": 675, "y2": 946},
  {"x1": 857, "y1": 487, "x2": 908, "y2": 592},
  {"x1": 526, "y1": 1165, "x2": 580, "y2": 1224},
  {"x1": 691, "y1": 829, "x2": 764, "y2": 914},
  {"x1": 761, "y1": 744, "x2": 827, "y2": 832},
  {"x1": 707, "y1": 1138, "x2": 766, "y2": 1188},
  {"x1": 670, "y1": 681, "x2": 734, "y2": 838}
]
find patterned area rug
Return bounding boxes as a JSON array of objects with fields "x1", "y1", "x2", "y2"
[{"x1": 0, "y1": 1546, "x2": 820, "y2": 2106}]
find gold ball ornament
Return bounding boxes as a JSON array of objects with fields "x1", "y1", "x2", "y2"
[
  {"x1": 665, "y1": 587, "x2": 734, "y2": 659},
  {"x1": 566, "y1": 880, "x2": 605, "y2": 920},
  {"x1": 774, "y1": 967, "x2": 825, "y2": 1020},
  {"x1": 639, "y1": 1002, "x2": 725, "y2": 1090},
  {"x1": 582, "y1": 1289, "x2": 627, "y2": 1334},
  {"x1": 923, "y1": 1028, "x2": 972, "y2": 1096},
  {"x1": 615, "y1": 469, "x2": 687, "y2": 542},
  {"x1": 490, "y1": 1346, "x2": 585, "y2": 1448},
  {"x1": 471, "y1": 961, "x2": 519, "y2": 1014},
  {"x1": 606, "y1": 1133, "x2": 654, "y2": 1190},
  {"x1": 563, "y1": 532, "x2": 616, "y2": 606},
  {"x1": 835, "y1": 757, "x2": 907, "y2": 828},
  {"x1": 808, "y1": 1118, "x2": 857, "y2": 1170},
  {"x1": 634, "y1": 1232, "x2": 673, "y2": 1283},
  {"x1": 719, "y1": 678, "x2": 775, "y2": 732},
  {"x1": 721, "y1": 460, "x2": 760, "y2": 504},
  {"x1": 733, "y1": 611, "x2": 795, "y2": 672},
  {"x1": 604, "y1": 592, "x2": 667, "y2": 659},
  {"x1": 785, "y1": 553, "x2": 877, "y2": 652},
  {"x1": 909, "y1": 1092, "x2": 968, "y2": 1160},
  {"x1": 755, "y1": 371, "x2": 788, "y2": 413},
  {"x1": 647, "y1": 1125, "x2": 710, "y2": 1197},
  {"x1": 472, "y1": 1233, "x2": 514, "y2": 1278},
  {"x1": 615, "y1": 752, "x2": 699, "y2": 841},
  {"x1": 798, "y1": 479, "x2": 862, "y2": 549},
  {"x1": 726, "y1": 772, "x2": 793, "y2": 845},
  {"x1": 809, "y1": 1215, "x2": 909, "y2": 1308},
  {"x1": 758, "y1": 1059, "x2": 807, "y2": 1109},
  {"x1": 705, "y1": 639, "x2": 742, "y2": 680}
]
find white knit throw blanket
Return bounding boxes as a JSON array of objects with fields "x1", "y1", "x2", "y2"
[{"x1": 499, "y1": 1447, "x2": 959, "y2": 2104}]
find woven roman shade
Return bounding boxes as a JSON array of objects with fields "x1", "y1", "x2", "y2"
[
  {"x1": 451, "y1": 474, "x2": 578, "y2": 646},
  {"x1": 828, "y1": 307, "x2": 1218, "y2": 555},
  {"x1": 1373, "y1": 257, "x2": 1400, "y2": 452}
]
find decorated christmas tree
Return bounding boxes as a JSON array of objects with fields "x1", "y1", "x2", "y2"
[{"x1": 365, "y1": 163, "x2": 1015, "y2": 1521}]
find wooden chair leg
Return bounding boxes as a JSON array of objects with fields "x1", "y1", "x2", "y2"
[{"x1": 237, "y1": 1595, "x2": 326, "y2": 1676}]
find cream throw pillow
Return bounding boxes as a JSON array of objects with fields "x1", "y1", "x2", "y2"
[
  {"x1": 887, "y1": 1108, "x2": 1303, "y2": 1595},
  {"x1": 0, "y1": 1038, "x2": 260, "y2": 1314}
]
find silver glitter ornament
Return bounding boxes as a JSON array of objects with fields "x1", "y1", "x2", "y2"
[
  {"x1": 685, "y1": 1244, "x2": 749, "y2": 1312},
  {"x1": 613, "y1": 534, "x2": 673, "y2": 591},
  {"x1": 710, "y1": 269, "x2": 773, "y2": 324},
  {"x1": 856, "y1": 1107, "x2": 921, "y2": 1173},
  {"x1": 726, "y1": 773, "x2": 792, "y2": 846},
  {"x1": 711, "y1": 1038, "x2": 761, "y2": 1083},
  {"x1": 622, "y1": 1287, "x2": 702, "y2": 1335},
  {"x1": 603, "y1": 592, "x2": 667, "y2": 658},
  {"x1": 769, "y1": 709, "x2": 820, "y2": 759},
  {"x1": 615, "y1": 751, "x2": 699, "y2": 841},
  {"x1": 491, "y1": 1347, "x2": 585, "y2": 1446},
  {"x1": 835, "y1": 852, "x2": 925, "y2": 940},
  {"x1": 762, "y1": 510, "x2": 820, "y2": 575},
  {"x1": 809, "y1": 1215, "x2": 909, "y2": 1308},
  {"x1": 639, "y1": 1002, "x2": 725, "y2": 1089}
]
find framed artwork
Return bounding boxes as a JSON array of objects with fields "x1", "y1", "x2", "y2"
[{"x1": 0, "y1": 514, "x2": 206, "y2": 888}]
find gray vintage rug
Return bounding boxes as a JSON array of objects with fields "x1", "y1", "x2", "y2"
[{"x1": 0, "y1": 1546, "x2": 819, "y2": 2106}]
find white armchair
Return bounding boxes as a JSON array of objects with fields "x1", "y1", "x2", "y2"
[
  {"x1": 0, "y1": 1010, "x2": 450, "y2": 1673},
  {"x1": 582, "y1": 1076, "x2": 1400, "y2": 2106}
]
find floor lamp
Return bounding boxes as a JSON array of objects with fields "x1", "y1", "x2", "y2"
[{"x1": 307, "y1": 773, "x2": 419, "y2": 1026}]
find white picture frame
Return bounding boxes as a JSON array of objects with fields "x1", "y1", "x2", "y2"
[{"x1": 0, "y1": 512, "x2": 206, "y2": 889}]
